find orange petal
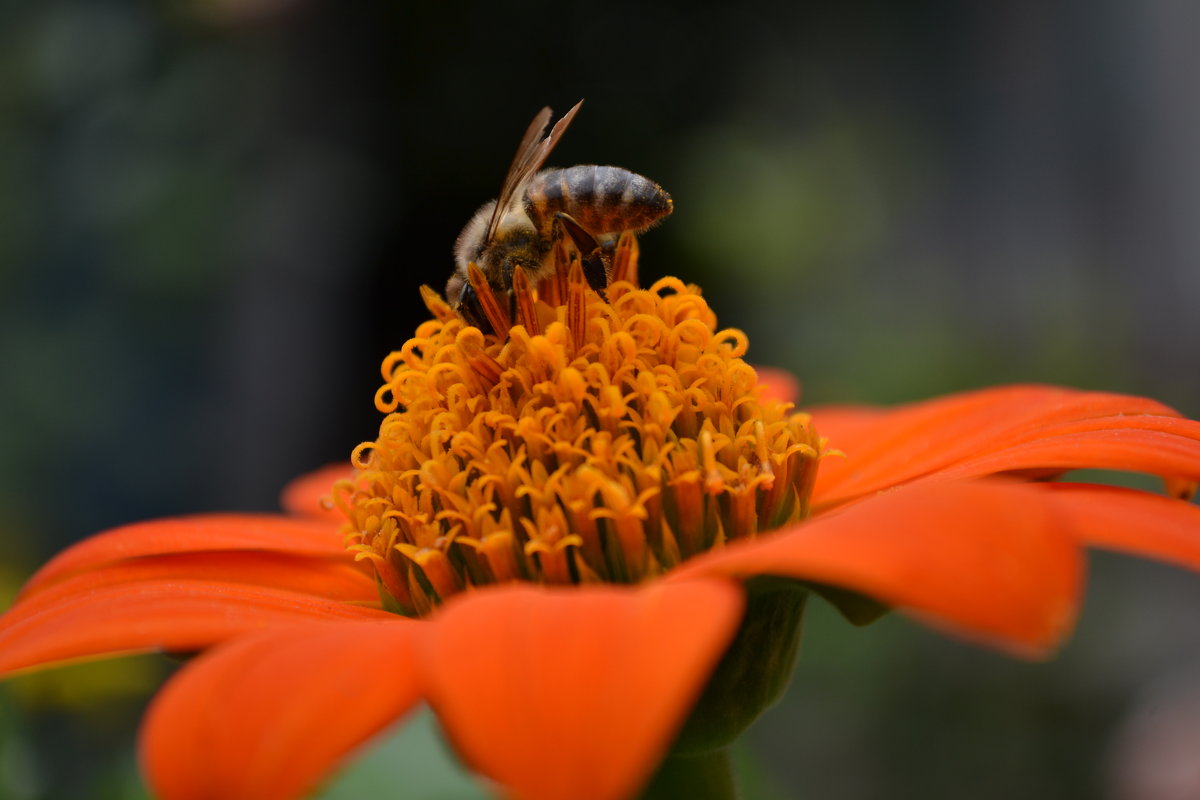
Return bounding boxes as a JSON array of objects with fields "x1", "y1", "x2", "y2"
[
  {"x1": 19, "y1": 514, "x2": 348, "y2": 599},
  {"x1": 1042, "y1": 483, "x2": 1200, "y2": 569},
  {"x1": 14, "y1": 552, "x2": 377, "y2": 611},
  {"x1": 421, "y1": 579, "x2": 744, "y2": 800},
  {"x1": 807, "y1": 403, "x2": 887, "y2": 445},
  {"x1": 0, "y1": 580, "x2": 391, "y2": 675},
  {"x1": 670, "y1": 480, "x2": 1082, "y2": 656},
  {"x1": 279, "y1": 463, "x2": 353, "y2": 522},
  {"x1": 141, "y1": 621, "x2": 422, "y2": 800},
  {"x1": 936, "y1": 427, "x2": 1200, "y2": 484},
  {"x1": 811, "y1": 385, "x2": 1190, "y2": 506},
  {"x1": 753, "y1": 366, "x2": 801, "y2": 405}
]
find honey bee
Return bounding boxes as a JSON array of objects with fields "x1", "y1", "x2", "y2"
[{"x1": 447, "y1": 100, "x2": 673, "y2": 332}]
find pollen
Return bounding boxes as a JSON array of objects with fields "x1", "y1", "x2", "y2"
[{"x1": 341, "y1": 236, "x2": 821, "y2": 615}]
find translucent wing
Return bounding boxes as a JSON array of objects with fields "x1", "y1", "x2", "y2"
[{"x1": 485, "y1": 100, "x2": 584, "y2": 243}]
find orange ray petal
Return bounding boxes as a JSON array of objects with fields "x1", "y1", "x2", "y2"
[
  {"x1": 811, "y1": 385, "x2": 1190, "y2": 506},
  {"x1": 807, "y1": 403, "x2": 887, "y2": 445},
  {"x1": 19, "y1": 514, "x2": 348, "y2": 599},
  {"x1": 279, "y1": 463, "x2": 353, "y2": 522},
  {"x1": 0, "y1": 580, "x2": 391, "y2": 676},
  {"x1": 753, "y1": 365, "x2": 801, "y2": 405},
  {"x1": 13, "y1": 552, "x2": 377, "y2": 611},
  {"x1": 1042, "y1": 483, "x2": 1200, "y2": 569},
  {"x1": 421, "y1": 580, "x2": 744, "y2": 800},
  {"x1": 670, "y1": 480, "x2": 1082, "y2": 656},
  {"x1": 935, "y1": 427, "x2": 1200, "y2": 484},
  {"x1": 141, "y1": 621, "x2": 422, "y2": 800}
]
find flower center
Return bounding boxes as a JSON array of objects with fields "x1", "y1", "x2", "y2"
[{"x1": 341, "y1": 237, "x2": 821, "y2": 616}]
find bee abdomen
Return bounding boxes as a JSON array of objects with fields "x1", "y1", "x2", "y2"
[{"x1": 527, "y1": 165, "x2": 673, "y2": 236}]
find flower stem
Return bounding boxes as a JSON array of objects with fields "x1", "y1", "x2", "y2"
[{"x1": 640, "y1": 748, "x2": 738, "y2": 800}]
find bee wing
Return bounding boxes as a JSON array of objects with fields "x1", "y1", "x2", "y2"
[{"x1": 485, "y1": 100, "x2": 584, "y2": 243}]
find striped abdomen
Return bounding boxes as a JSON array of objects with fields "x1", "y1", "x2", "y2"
[{"x1": 525, "y1": 165, "x2": 673, "y2": 237}]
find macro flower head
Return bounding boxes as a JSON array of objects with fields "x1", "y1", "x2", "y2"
[{"x1": 3, "y1": 236, "x2": 1200, "y2": 800}]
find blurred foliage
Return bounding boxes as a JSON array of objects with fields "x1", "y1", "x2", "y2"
[
  {"x1": 2, "y1": 0, "x2": 1200, "y2": 797},
  {"x1": 318, "y1": 707, "x2": 792, "y2": 800},
  {"x1": 5, "y1": 657, "x2": 164, "y2": 715},
  {"x1": 319, "y1": 707, "x2": 489, "y2": 800}
]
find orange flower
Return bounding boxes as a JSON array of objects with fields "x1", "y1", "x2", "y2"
[{"x1": 3, "y1": 242, "x2": 1200, "y2": 800}]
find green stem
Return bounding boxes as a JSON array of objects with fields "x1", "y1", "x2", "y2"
[{"x1": 640, "y1": 748, "x2": 738, "y2": 800}]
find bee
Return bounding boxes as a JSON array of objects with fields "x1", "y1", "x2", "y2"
[{"x1": 447, "y1": 100, "x2": 673, "y2": 332}]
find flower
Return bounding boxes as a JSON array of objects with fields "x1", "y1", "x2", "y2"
[{"x1": 3, "y1": 238, "x2": 1200, "y2": 800}]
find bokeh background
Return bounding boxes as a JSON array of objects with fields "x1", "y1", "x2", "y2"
[{"x1": 2, "y1": 1, "x2": 1199, "y2": 798}]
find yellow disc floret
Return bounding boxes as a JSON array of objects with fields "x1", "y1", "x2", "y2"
[{"x1": 341, "y1": 244, "x2": 820, "y2": 616}]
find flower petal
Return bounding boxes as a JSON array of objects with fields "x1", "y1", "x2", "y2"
[
  {"x1": 934, "y1": 423, "x2": 1200, "y2": 484},
  {"x1": 18, "y1": 514, "x2": 349, "y2": 599},
  {"x1": 279, "y1": 463, "x2": 353, "y2": 522},
  {"x1": 1043, "y1": 483, "x2": 1200, "y2": 570},
  {"x1": 141, "y1": 621, "x2": 422, "y2": 800},
  {"x1": 670, "y1": 480, "x2": 1082, "y2": 656},
  {"x1": 807, "y1": 404, "x2": 887, "y2": 446},
  {"x1": 15, "y1": 552, "x2": 377, "y2": 609},
  {"x1": 753, "y1": 366, "x2": 801, "y2": 405},
  {"x1": 811, "y1": 385, "x2": 1191, "y2": 506},
  {"x1": 0, "y1": 579, "x2": 391, "y2": 676},
  {"x1": 421, "y1": 579, "x2": 744, "y2": 800}
]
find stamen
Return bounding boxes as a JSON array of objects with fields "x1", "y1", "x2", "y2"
[
  {"x1": 541, "y1": 238, "x2": 572, "y2": 307},
  {"x1": 524, "y1": 528, "x2": 584, "y2": 585},
  {"x1": 420, "y1": 284, "x2": 457, "y2": 323},
  {"x1": 396, "y1": 544, "x2": 461, "y2": 602},
  {"x1": 374, "y1": 383, "x2": 400, "y2": 414},
  {"x1": 456, "y1": 328, "x2": 503, "y2": 386},
  {"x1": 752, "y1": 420, "x2": 775, "y2": 488},
  {"x1": 566, "y1": 258, "x2": 588, "y2": 354},
  {"x1": 467, "y1": 262, "x2": 510, "y2": 333},
  {"x1": 700, "y1": 428, "x2": 725, "y2": 494},
  {"x1": 465, "y1": 531, "x2": 525, "y2": 583},
  {"x1": 611, "y1": 231, "x2": 639, "y2": 286},
  {"x1": 724, "y1": 485, "x2": 759, "y2": 541},
  {"x1": 345, "y1": 252, "x2": 821, "y2": 616},
  {"x1": 671, "y1": 473, "x2": 708, "y2": 559},
  {"x1": 512, "y1": 266, "x2": 542, "y2": 336}
]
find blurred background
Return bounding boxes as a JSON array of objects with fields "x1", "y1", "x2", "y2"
[{"x1": 2, "y1": 0, "x2": 1199, "y2": 797}]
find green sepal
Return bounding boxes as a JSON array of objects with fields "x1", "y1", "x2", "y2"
[
  {"x1": 376, "y1": 576, "x2": 417, "y2": 617},
  {"x1": 640, "y1": 748, "x2": 737, "y2": 800},
  {"x1": 806, "y1": 581, "x2": 891, "y2": 626},
  {"x1": 668, "y1": 576, "x2": 808, "y2": 755}
]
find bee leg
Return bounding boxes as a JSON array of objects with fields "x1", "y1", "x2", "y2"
[
  {"x1": 581, "y1": 254, "x2": 610, "y2": 302},
  {"x1": 554, "y1": 212, "x2": 610, "y2": 298},
  {"x1": 456, "y1": 281, "x2": 494, "y2": 335}
]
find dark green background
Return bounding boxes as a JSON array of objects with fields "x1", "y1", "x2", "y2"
[{"x1": 2, "y1": 1, "x2": 1199, "y2": 797}]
